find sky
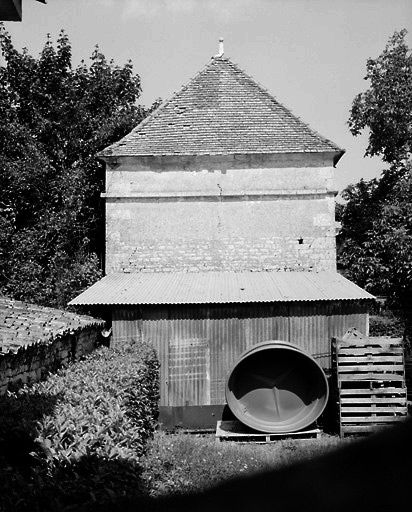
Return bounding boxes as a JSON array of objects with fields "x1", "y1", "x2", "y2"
[{"x1": 2, "y1": 0, "x2": 412, "y2": 195}]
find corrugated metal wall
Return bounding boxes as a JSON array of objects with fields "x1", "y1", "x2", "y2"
[{"x1": 113, "y1": 301, "x2": 369, "y2": 407}]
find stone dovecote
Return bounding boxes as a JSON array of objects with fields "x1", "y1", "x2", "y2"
[{"x1": 99, "y1": 54, "x2": 345, "y2": 274}]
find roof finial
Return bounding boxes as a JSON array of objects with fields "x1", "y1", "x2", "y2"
[{"x1": 215, "y1": 37, "x2": 224, "y2": 58}]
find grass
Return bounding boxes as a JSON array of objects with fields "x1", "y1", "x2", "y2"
[{"x1": 139, "y1": 430, "x2": 348, "y2": 498}]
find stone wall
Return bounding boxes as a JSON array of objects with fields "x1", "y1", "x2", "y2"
[
  {"x1": 106, "y1": 196, "x2": 336, "y2": 273},
  {"x1": 103, "y1": 153, "x2": 338, "y2": 273},
  {"x1": 0, "y1": 326, "x2": 102, "y2": 395}
]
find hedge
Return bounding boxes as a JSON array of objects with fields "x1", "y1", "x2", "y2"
[{"x1": 0, "y1": 342, "x2": 159, "y2": 511}]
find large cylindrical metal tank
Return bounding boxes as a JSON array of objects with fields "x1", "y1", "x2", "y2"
[{"x1": 225, "y1": 341, "x2": 329, "y2": 433}]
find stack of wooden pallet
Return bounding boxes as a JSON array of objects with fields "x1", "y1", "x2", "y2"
[{"x1": 332, "y1": 328, "x2": 408, "y2": 437}]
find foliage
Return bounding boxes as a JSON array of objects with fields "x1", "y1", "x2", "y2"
[
  {"x1": 369, "y1": 311, "x2": 405, "y2": 339},
  {"x1": 348, "y1": 29, "x2": 412, "y2": 164},
  {"x1": 0, "y1": 342, "x2": 160, "y2": 511},
  {"x1": 139, "y1": 431, "x2": 345, "y2": 499},
  {"x1": 0, "y1": 26, "x2": 158, "y2": 308},
  {"x1": 337, "y1": 161, "x2": 412, "y2": 314},
  {"x1": 339, "y1": 30, "x2": 412, "y2": 319},
  {"x1": 34, "y1": 344, "x2": 159, "y2": 461}
]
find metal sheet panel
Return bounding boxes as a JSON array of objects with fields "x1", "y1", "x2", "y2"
[
  {"x1": 112, "y1": 301, "x2": 369, "y2": 412},
  {"x1": 69, "y1": 271, "x2": 374, "y2": 306},
  {"x1": 329, "y1": 301, "x2": 370, "y2": 343},
  {"x1": 159, "y1": 405, "x2": 231, "y2": 430},
  {"x1": 140, "y1": 309, "x2": 170, "y2": 406},
  {"x1": 168, "y1": 338, "x2": 210, "y2": 406},
  {"x1": 112, "y1": 308, "x2": 140, "y2": 346},
  {"x1": 289, "y1": 302, "x2": 330, "y2": 369}
]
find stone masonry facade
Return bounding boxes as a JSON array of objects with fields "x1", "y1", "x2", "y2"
[
  {"x1": 100, "y1": 55, "x2": 343, "y2": 277},
  {"x1": 103, "y1": 153, "x2": 338, "y2": 274}
]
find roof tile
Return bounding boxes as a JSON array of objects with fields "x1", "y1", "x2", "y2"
[
  {"x1": 100, "y1": 57, "x2": 344, "y2": 158},
  {"x1": 0, "y1": 298, "x2": 104, "y2": 352}
]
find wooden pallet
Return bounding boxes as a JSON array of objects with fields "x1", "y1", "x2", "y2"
[
  {"x1": 215, "y1": 420, "x2": 322, "y2": 443},
  {"x1": 332, "y1": 329, "x2": 408, "y2": 437}
]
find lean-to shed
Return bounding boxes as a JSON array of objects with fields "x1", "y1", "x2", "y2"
[{"x1": 70, "y1": 271, "x2": 374, "y2": 428}]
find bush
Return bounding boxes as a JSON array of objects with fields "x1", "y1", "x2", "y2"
[
  {"x1": 0, "y1": 342, "x2": 160, "y2": 511},
  {"x1": 36, "y1": 343, "x2": 159, "y2": 462},
  {"x1": 369, "y1": 312, "x2": 405, "y2": 339}
]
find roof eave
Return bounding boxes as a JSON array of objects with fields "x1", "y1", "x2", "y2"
[
  {"x1": 97, "y1": 148, "x2": 346, "y2": 160},
  {"x1": 70, "y1": 297, "x2": 375, "y2": 307},
  {"x1": 333, "y1": 149, "x2": 346, "y2": 167}
]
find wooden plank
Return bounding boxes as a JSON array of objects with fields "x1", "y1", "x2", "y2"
[
  {"x1": 334, "y1": 342, "x2": 403, "y2": 354},
  {"x1": 338, "y1": 348, "x2": 402, "y2": 355},
  {"x1": 341, "y1": 424, "x2": 393, "y2": 434},
  {"x1": 338, "y1": 355, "x2": 403, "y2": 363},
  {"x1": 339, "y1": 373, "x2": 405, "y2": 381},
  {"x1": 337, "y1": 338, "x2": 402, "y2": 347},
  {"x1": 215, "y1": 421, "x2": 321, "y2": 441},
  {"x1": 333, "y1": 333, "x2": 409, "y2": 438},
  {"x1": 341, "y1": 415, "x2": 406, "y2": 423},
  {"x1": 336, "y1": 347, "x2": 404, "y2": 356},
  {"x1": 338, "y1": 351, "x2": 403, "y2": 359},
  {"x1": 341, "y1": 397, "x2": 407, "y2": 404},
  {"x1": 337, "y1": 346, "x2": 403, "y2": 355},
  {"x1": 337, "y1": 364, "x2": 404, "y2": 373},
  {"x1": 341, "y1": 406, "x2": 408, "y2": 414},
  {"x1": 339, "y1": 388, "x2": 406, "y2": 396},
  {"x1": 338, "y1": 340, "x2": 402, "y2": 346}
]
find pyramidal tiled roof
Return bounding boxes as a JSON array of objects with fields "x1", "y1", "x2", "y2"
[{"x1": 100, "y1": 56, "x2": 344, "y2": 158}]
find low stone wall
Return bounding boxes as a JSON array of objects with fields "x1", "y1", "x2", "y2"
[{"x1": 0, "y1": 326, "x2": 103, "y2": 395}]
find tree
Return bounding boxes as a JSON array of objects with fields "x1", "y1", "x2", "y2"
[
  {"x1": 338, "y1": 163, "x2": 412, "y2": 310},
  {"x1": 338, "y1": 30, "x2": 412, "y2": 318},
  {"x1": 0, "y1": 26, "x2": 159, "y2": 308},
  {"x1": 348, "y1": 29, "x2": 412, "y2": 164}
]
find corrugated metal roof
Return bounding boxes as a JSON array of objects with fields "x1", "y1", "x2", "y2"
[
  {"x1": 100, "y1": 56, "x2": 344, "y2": 159},
  {"x1": 69, "y1": 271, "x2": 374, "y2": 306}
]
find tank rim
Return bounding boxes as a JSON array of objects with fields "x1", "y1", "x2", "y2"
[{"x1": 225, "y1": 340, "x2": 329, "y2": 433}]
